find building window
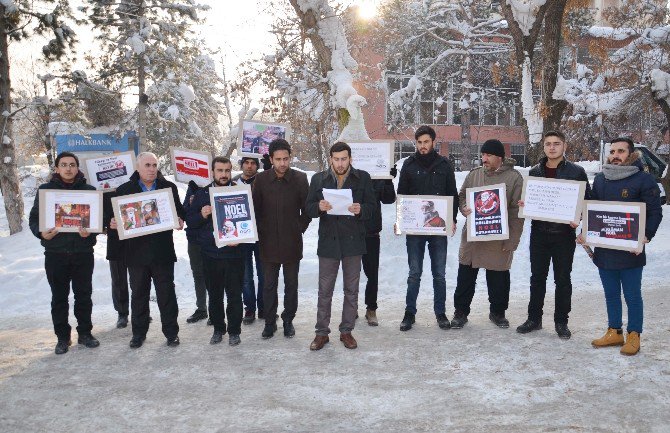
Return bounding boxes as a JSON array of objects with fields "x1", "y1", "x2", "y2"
[{"x1": 395, "y1": 140, "x2": 415, "y2": 162}]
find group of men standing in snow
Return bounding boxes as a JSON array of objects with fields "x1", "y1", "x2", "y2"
[{"x1": 29, "y1": 125, "x2": 662, "y2": 357}]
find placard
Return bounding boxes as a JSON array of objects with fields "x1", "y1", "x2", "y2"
[
  {"x1": 111, "y1": 188, "x2": 180, "y2": 240},
  {"x1": 237, "y1": 120, "x2": 291, "y2": 158},
  {"x1": 80, "y1": 151, "x2": 136, "y2": 191},
  {"x1": 170, "y1": 147, "x2": 212, "y2": 187},
  {"x1": 39, "y1": 189, "x2": 103, "y2": 233},
  {"x1": 209, "y1": 184, "x2": 259, "y2": 247},
  {"x1": 582, "y1": 200, "x2": 646, "y2": 253},
  {"x1": 519, "y1": 177, "x2": 586, "y2": 224},
  {"x1": 466, "y1": 183, "x2": 509, "y2": 242},
  {"x1": 395, "y1": 195, "x2": 453, "y2": 235},
  {"x1": 348, "y1": 140, "x2": 394, "y2": 179}
]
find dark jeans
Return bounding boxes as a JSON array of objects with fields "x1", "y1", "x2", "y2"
[
  {"x1": 128, "y1": 263, "x2": 179, "y2": 339},
  {"x1": 405, "y1": 235, "x2": 448, "y2": 315},
  {"x1": 109, "y1": 258, "x2": 129, "y2": 316},
  {"x1": 362, "y1": 235, "x2": 380, "y2": 311},
  {"x1": 454, "y1": 263, "x2": 510, "y2": 316},
  {"x1": 187, "y1": 240, "x2": 207, "y2": 312},
  {"x1": 242, "y1": 242, "x2": 264, "y2": 313},
  {"x1": 45, "y1": 252, "x2": 94, "y2": 340},
  {"x1": 201, "y1": 255, "x2": 244, "y2": 335},
  {"x1": 599, "y1": 266, "x2": 644, "y2": 333},
  {"x1": 262, "y1": 261, "x2": 300, "y2": 325},
  {"x1": 528, "y1": 231, "x2": 576, "y2": 324}
]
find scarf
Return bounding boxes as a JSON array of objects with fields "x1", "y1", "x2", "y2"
[
  {"x1": 415, "y1": 150, "x2": 438, "y2": 168},
  {"x1": 601, "y1": 153, "x2": 640, "y2": 181}
]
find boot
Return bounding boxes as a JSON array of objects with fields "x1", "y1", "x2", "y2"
[
  {"x1": 186, "y1": 309, "x2": 207, "y2": 324},
  {"x1": 436, "y1": 313, "x2": 451, "y2": 330},
  {"x1": 399, "y1": 311, "x2": 415, "y2": 332},
  {"x1": 54, "y1": 339, "x2": 72, "y2": 355},
  {"x1": 310, "y1": 335, "x2": 329, "y2": 351},
  {"x1": 489, "y1": 312, "x2": 509, "y2": 329},
  {"x1": 340, "y1": 333, "x2": 358, "y2": 349},
  {"x1": 365, "y1": 309, "x2": 379, "y2": 326},
  {"x1": 516, "y1": 318, "x2": 542, "y2": 334},
  {"x1": 283, "y1": 320, "x2": 295, "y2": 338},
  {"x1": 77, "y1": 334, "x2": 100, "y2": 348},
  {"x1": 116, "y1": 314, "x2": 128, "y2": 329},
  {"x1": 242, "y1": 309, "x2": 255, "y2": 325},
  {"x1": 261, "y1": 322, "x2": 277, "y2": 339},
  {"x1": 450, "y1": 310, "x2": 468, "y2": 329},
  {"x1": 620, "y1": 331, "x2": 640, "y2": 356},
  {"x1": 210, "y1": 331, "x2": 223, "y2": 345},
  {"x1": 591, "y1": 328, "x2": 624, "y2": 348}
]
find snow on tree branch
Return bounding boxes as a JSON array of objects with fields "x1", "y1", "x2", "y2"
[{"x1": 506, "y1": 0, "x2": 547, "y2": 36}]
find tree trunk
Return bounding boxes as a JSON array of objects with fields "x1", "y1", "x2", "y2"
[
  {"x1": 460, "y1": 56, "x2": 473, "y2": 171},
  {"x1": 137, "y1": 5, "x2": 147, "y2": 153},
  {"x1": 541, "y1": 0, "x2": 568, "y2": 135},
  {"x1": 656, "y1": 98, "x2": 670, "y2": 204},
  {"x1": 0, "y1": 7, "x2": 25, "y2": 235}
]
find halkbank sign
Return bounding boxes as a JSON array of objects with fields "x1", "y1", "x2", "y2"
[{"x1": 55, "y1": 131, "x2": 139, "y2": 154}]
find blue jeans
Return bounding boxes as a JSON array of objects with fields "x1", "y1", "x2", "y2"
[
  {"x1": 242, "y1": 243, "x2": 264, "y2": 312},
  {"x1": 598, "y1": 267, "x2": 643, "y2": 333},
  {"x1": 405, "y1": 235, "x2": 447, "y2": 315}
]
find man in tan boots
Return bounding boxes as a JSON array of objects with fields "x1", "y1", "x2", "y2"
[{"x1": 579, "y1": 137, "x2": 663, "y2": 355}]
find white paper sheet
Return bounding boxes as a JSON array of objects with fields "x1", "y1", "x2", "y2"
[{"x1": 322, "y1": 188, "x2": 354, "y2": 216}]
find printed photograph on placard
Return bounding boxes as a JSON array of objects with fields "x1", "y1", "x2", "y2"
[
  {"x1": 395, "y1": 195, "x2": 453, "y2": 235},
  {"x1": 81, "y1": 151, "x2": 136, "y2": 191},
  {"x1": 466, "y1": 183, "x2": 509, "y2": 242},
  {"x1": 238, "y1": 121, "x2": 291, "y2": 157},
  {"x1": 39, "y1": 190, "x2": 103, "y2": 233},
  {"x1": 209, "y1": 184, "x2": 258, "y2": 247},
  {"x1": 170, "y1": 147, "x2": 212, "y2": 187},
  {"x1": 582, "y1": 200, "x2": 646, "y2": 252},
  {"x1": 519, "y1": 177, "x2": 586, "y2": 224},
  {"x1": 111, "y1": 189, "x2": 179, "y2": 240},
  {"x1": 348, "y1": 141, "x2": 395, "y2": 179}
]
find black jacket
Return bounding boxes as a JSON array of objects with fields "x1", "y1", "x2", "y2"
[
  {"x1": 528, "y1": 157, "x2": 592, "y2": 235},
  {"x1": 306, "y1": 167, "x2": 376, "y2": 259},
  {"x1": 29, "y1": 172, "x2": 98, "y2": 254},
  {"x1": 397, "y1": 152, "x2": 459, "y2": 223},
  {"x1": 103, "y1": 191, "x2": 122, "y2": 260},
  {"x1": 182, "y1": 181, "x2": 200, "y2": 242},
  {"x1": 365, "y1": 179, "x2": 396, "y2": 236},
  {"x1": 107, "y1": 171, "x2": 185, "y2": 265}
]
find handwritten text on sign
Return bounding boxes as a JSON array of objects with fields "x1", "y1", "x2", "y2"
[{"x1": 523, "y1": 179, "x2": 581, "y2": 222}]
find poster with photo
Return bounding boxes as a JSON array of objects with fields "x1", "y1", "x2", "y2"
[
  {"x1": 39, "y1": 190, "x2": 103, "y2": 233},
  {"x1": 210, "y1": 184, "x2": 258, "y2": 247},
  {"x1": 395, "y1": 195, "x2": 453, "y2": 236},
  {"x1": 111, "y1": 189, "x2": 179, "y2": 240},
  {"x1": 348, "y1": 141, "x2": 395, "y2": 179},
  {"x1": 80, "y1": 151, "x2": 136, "y2": 191},
  {"x1": 519, "y1": 177, "x2": 586, "y2": 224},
  {"x1": 170, "y1": 147, "x2": 212, "y2": 187},
  {"x1": 237, "y1": 120, "x2": 291, "y2": 158},
  {"x1": 466, "y1": 183, "x2": 509, "y2": 242},
  {"x1": 582, "y1": 200, "x2": 646, "y2": 253}
]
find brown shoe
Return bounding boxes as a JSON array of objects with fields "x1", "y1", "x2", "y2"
[
  {"x1": 309, "y1": 335, "x2": 329, "y2": 351},
  {"x1": 339, "y1": 332, "x2": 358, "y2": 349}
]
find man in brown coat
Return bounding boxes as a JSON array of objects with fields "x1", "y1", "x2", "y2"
[
  {"x1": 450, "y1": 139, "x2": 524, "y2": 329},
  {"x1": 252, "y1": 139, "x2": 311, "y2": 339}
]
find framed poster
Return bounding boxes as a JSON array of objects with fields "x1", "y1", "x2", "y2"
[
  {"x1": 348, "y1": 140, "x2": 395, "y2": 179},
  {"x1": 39, "y1": 189, "x2": 103, "y2": 233},
  {"x1": 80, "y1": 151, "x2": 136, "y2": 191},
  {"x1": 210, "y1": 184, "x2": 259, "y2": 247},
  {"x1": 582, "y1": 200, "x2": 646, "y2": 253},
  {"x1": 237, "y1": 120, "x2": 291, "y2": 158},
  {"x1": 519, "y1": 177, "x2": 586, "y2": 224},
  {"x1": 395, "y1": 195, "x2": 453, "y2": 236},
  {"x1": 466, "y1": 183, "x2": 509, "y2": 242},
  {"x1": 111, "y1": 188, "x2": 180, "y2": 240},
  {"x1": 170, "y1": 147, "x2": 212, "y2": 187}
]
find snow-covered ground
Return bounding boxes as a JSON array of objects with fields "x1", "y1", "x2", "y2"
[{"x1": 0, "y1": 168, "x2": 669, "y2": 432}]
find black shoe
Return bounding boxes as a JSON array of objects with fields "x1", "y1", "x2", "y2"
[
  {"x1": 399, "y1": 312, "x2": 415, "y2": 332},
  {"x1": 77, "y1": 334, "x2": 100, "y2": 348},
  {"x1": 555, "y1": 323, "x2": 572, "y2": 340},
  {"x1": 243, "y1": 309, "x2": 256, "y2": 325},
  {"x1": 261, "y1": 322, "x2": 277, "y2": 339},
  {"x1": 186, "y1": 310, "x2": 208, "y2": 324},
  {"x1": 436, "y1": 313, "x2": 451, "y2": 330},
  {"x1": 450, "y1": 310, "x2": 468, "y2": 329},
  {"x1": 167, "y1": 336, "x2": 180, "y2": 347},
  {"x1": 55, "y1": 339, "x2": 71, "y2": 355},
  {"x1": 210, "y1": 331, "x2": 223, "y2": 345},
  {"x1": 116, "y1": 314, "x2": 128, "y2": 329},
  {"x1": 516, "y1": 318, "x2": 542, "y2": 334},
  {"x1": 257, "y1": 310, "x2": 265, "y2": 320},
  {"x1": 129, "y1": 335, "x2": 145, "y2": 349},
  {"x1": 283, "y1": 321, "x2": 295, "y2": 338},
  {"x1": 489, "y1": 312, "x2": 510, "y2": 328},
  {"x1": 229, "y1": 334, "x2": 241, "y2": 346}
]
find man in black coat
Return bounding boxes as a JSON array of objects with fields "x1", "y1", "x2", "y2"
[
  {"x1": 108, "y1": 152, "x2": 185, "y2": 348},
  {"x1": 396, "y1": 125, "x2": 458, "y2": 332},
  {"x1": 103, "y1": 191, "x2": 129, "y2": 329},
  {"x1": 517, "y1": 130, "x2": 591, "y2": 339},
  {"x1": 306, "y1": 142, "x2": 376, "y2": 350},
  {"x1": 29, "y1": 152, "x2": 100, "y2": 355},
  {"x1": 182, "y1": 180, "x2": 209, "y2": 324}
]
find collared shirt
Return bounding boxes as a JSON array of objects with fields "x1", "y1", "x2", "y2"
[{"x1": 138, "y1": 179, "x2": 157, "y2": 191}]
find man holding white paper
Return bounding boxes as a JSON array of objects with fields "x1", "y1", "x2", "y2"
[{"x1": 305, "y1": 142, "x2": 376, "y2": 350}]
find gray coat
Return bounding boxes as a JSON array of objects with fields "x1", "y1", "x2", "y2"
[{"x1": 306, "y1": 167, "x2": 376, "y2": 259}]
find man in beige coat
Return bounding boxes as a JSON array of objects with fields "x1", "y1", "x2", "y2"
[{"x1": 450, "y1": 139, "x2": 524, "y2": 329}]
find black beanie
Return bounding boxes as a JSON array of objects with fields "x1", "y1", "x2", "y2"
[
  {"x1": 239, "y1": 156, "x2": 260, "y2": 167},
  {"x1": 480, "y1": 139, "x2": 505, "y2": 158}
]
